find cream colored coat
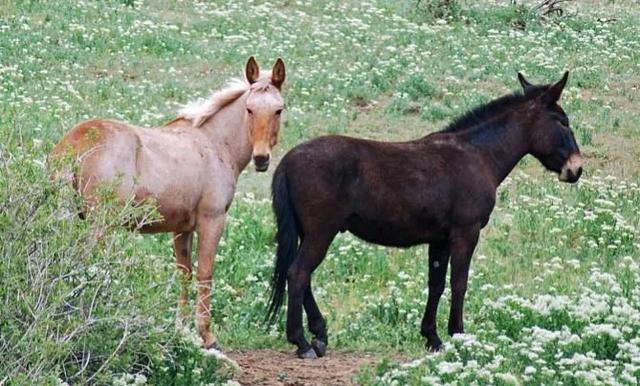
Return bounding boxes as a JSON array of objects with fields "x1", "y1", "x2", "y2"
[{"x1": 51, "y1": 57, "x2": 286, "y2": 348}]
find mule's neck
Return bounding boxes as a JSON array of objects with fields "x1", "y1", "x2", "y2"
[
  {"x1": 199, "y1": 93, "x2": 253, "y2": 176},
  {"x1": 459, "y1": 115, "x2": 531, "y2": 185}
]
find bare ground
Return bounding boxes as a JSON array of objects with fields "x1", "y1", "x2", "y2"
[{"x1": 228, "y1": 349, "x2": 380, "y2": 386}]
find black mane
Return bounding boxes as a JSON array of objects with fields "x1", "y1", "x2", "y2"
[{"x1": 442, "y1": 85, "x2": 549, "y2": 133}]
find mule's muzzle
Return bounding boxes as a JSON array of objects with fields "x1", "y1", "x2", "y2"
[
  {"x1": 253, "y1": 154, "x2": 270, "y2": 172},
  {"x1": 562, "y1": 166, "x2": 582, "y2": 183},
  {"x1": 559, "y1": 153, "x2": 583, "y2": 183}
]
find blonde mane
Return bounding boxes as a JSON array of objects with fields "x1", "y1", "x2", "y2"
[{"x1": 179, "y1": 71, "x2": 273, "y2": 128}]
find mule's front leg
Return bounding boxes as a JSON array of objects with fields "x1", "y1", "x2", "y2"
[
  {"x1": 448, "y1": 225, "x2": 480, "y2": 336},
  {"x1": 196, "y1": 213, "x2": 226, "y2": 349},
  {"x1": 421, "y1": 241, "x2": 450, "y2": 351}
]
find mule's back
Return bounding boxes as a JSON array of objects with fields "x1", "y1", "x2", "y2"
[{"x1": 51, "y1": 118, "x2": 214, "y2": 232}]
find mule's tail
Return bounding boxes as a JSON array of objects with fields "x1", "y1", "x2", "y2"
[{"x1": 266, "y1": 165, "x2": 300, "y2": 324}]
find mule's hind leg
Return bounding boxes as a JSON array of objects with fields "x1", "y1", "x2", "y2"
[
  {"x1": 287, "y1": 233, "x2": 334, "y2": 359},
  {"x1": 174, "y1": 231, "x2": 194, "y2": 323},
  {"x1": 420, "y1": 241, "x2": 450, "y2": 351},
  {"x1": 304, "y1": 283, "x2": 328, "y2": 357}
]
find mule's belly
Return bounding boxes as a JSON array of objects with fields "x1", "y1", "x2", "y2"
[
  {"x1": 137, "y1": 206, "x2": 197, "y2": 233},
  {"x1": 345, "y1": 214, "x2": 447, "y2": 247}
]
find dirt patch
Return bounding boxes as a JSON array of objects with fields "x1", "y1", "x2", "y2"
[{"x1": 228, "y1": 349, "x2": 379, "y2": 386}]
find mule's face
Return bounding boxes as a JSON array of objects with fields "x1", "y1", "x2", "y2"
[
  {"x1": 244, "y1": 57, "x2": 286, "y2": 172},
  {"x1": 532, "y1": 104, "x2": 583, "y2": 183},
  {"x1": 523, "y1": 72, "x2": 583, "y2": 183},
  {"x1": 245, "y1": 88, "x2": 284, "y2": 171}
]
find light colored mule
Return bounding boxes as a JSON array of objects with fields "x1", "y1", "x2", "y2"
[{"x1": 51, "y1": 57, "x2": 286, "y2": 348}]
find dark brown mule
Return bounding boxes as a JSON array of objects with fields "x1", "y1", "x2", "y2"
[{"x1": 266, "y1": 72, "x2": 582, "y2": 358}]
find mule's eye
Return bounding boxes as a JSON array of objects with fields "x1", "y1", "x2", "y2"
[
  {"x1": 275, "y1": 109, "x2": 283, "y2": 116},
  {"x1": 247, "y1": 108, "x2": 253, "y2": 115}
]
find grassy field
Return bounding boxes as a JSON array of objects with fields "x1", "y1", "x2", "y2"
[{"x1": 1, "y1": 0, "x2": 640, "y2": 384}]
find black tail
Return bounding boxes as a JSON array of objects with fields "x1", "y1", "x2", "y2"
[{"x1": 265, "y1": 165, "x2": 300, "y2": 324}]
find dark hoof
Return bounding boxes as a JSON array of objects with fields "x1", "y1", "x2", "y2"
[
  {"x1": 311, "y1": 338, "x2": 327, "y2": 357},
  {"x1": 296, "y1": 347, "x2": 318, "y2": 359},
  {"x1": 426, "y1": 337, "x2": 443, "y2": 352}
]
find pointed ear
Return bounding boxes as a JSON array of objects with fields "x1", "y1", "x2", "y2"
[
  {"x1": 517, "y1": 72, "x2": 535, "y2": 93},
  {"x1": 271, "y1": 58, "x2": 286, "y2": 90},
  {"x1": 245, "y1": 56, "x2": 260, "y2": 84},
  {"x1": 543, "y1": 71, "x2": 569, "y2": 104}
]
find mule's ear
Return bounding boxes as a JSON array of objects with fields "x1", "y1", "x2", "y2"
[
  {"x1": 271, "y1": 58, "x2": 286, "y2": 90},
  {"x1": 245, "y1": 56, "x2": 260, "y2": 85},
  {"x1": 517, "y1": 72, "x2": 535, "y2": 93},
  {"x1": 543, "y1": 71, "x2": 569, "y2": 104}
]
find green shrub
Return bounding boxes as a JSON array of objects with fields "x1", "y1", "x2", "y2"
[{"x1": 0, "y1": 138, "x2": 223, "y2": 384}]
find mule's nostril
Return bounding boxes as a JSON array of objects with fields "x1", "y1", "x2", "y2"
[
  {"x1": 563, "y1": 166, "x2": 582, "y2": 183},
  {"x1": 254, "y1": 155, "x2": 269, "y2": 164}
]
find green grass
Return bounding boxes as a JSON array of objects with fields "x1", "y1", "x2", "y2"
[{"x1": 1, "y1": 0, "x2": 639, "y2": 384}]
